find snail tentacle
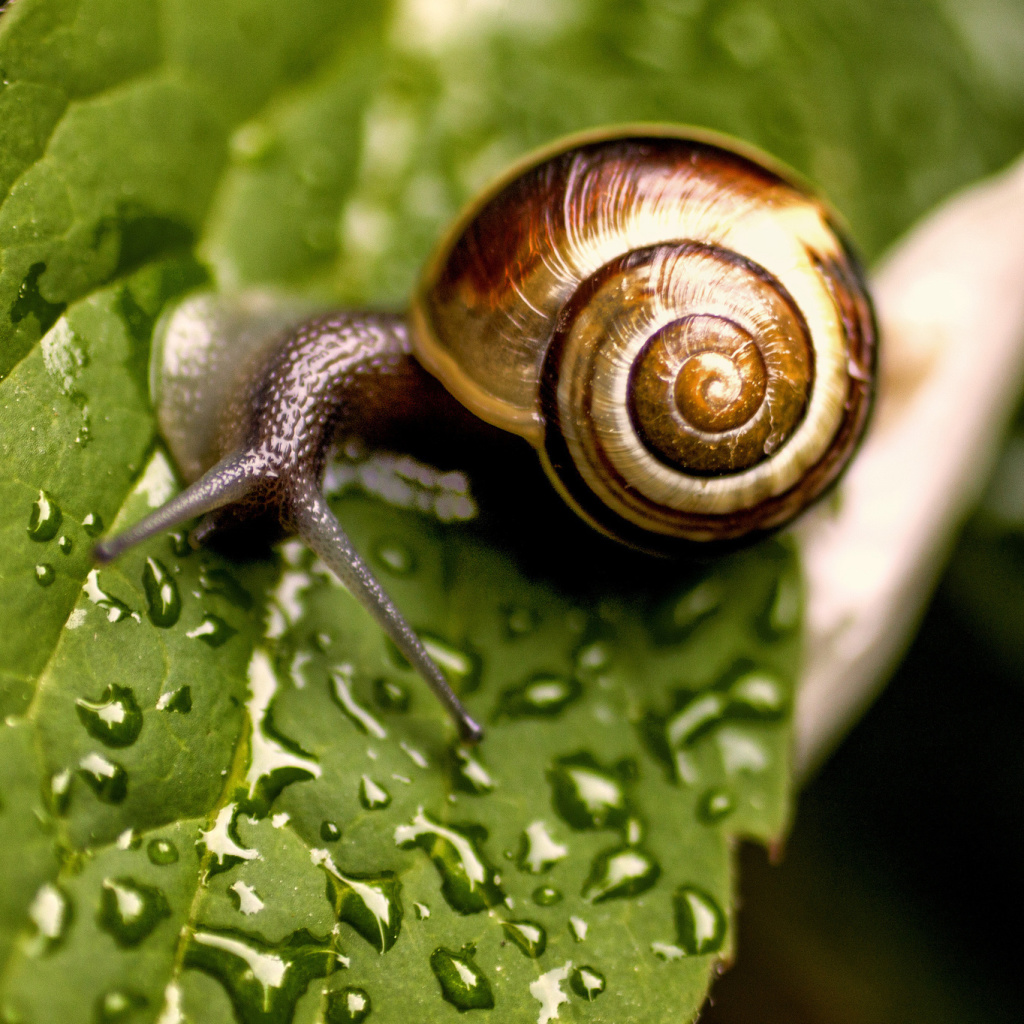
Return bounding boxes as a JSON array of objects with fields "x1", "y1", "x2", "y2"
[
  {"x1": 93, "y1": 449, "x2": 263, "y2": 563},
  {"x1": 290, "y1": 479, "x2": 484, "y2": 744}
]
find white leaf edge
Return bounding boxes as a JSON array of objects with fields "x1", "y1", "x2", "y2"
[{"x1": 795, "y1": 152, "x2": 1024, "y2": 776}]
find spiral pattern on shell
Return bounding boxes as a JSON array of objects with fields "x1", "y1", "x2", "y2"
[{"x1": 411, "y1": 128, "x2": 876, "y2": 547}]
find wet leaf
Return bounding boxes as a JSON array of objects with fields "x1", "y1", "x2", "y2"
[{"x1": 0, "y1": 2, "x2": 1015, "y2": 1023}]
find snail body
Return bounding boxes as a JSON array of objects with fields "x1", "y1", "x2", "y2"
[{"x1": 96, "y1": 126, "x2": 877, "y2": 740}]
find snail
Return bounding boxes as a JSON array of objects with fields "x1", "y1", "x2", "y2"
[{"x1": 95, "y1": 126, "x2": 877, "y2": 743}]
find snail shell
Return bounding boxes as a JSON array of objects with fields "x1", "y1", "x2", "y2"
[{"x1": 410, "y1": 126, "x2": 875, "y2": 547}]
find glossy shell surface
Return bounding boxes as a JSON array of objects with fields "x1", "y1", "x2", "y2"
[{"x1": 410, "y1": 127, "x2": 875, "y2": 544}]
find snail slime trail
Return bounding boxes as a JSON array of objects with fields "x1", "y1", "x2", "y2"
[{"x1": 95, "y1": 126, "x2": 877, "y2": 739}]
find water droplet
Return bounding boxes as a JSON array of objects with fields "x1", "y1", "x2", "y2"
[
  {"x1": 448, "y1": 745, "x2": 495, "y2": 795},
  {"x1": 314, "y1": 849, "x2": 403, "y2": 952},
  {"x1": 58, "y1": 535, "x2": 73, "y2": 555},
  {"x1": 532, "y1": 886, "x2": 563, "y2": 906},
  {"x1": 530, "y1": 962, "x2": 571, "y2": 1024},
  {"x1": 727, "y1": 668, "x2": 786, "y2": 718},
  {"x1": 34, "y1": 563, "x2": 55, "y2": 587},
  {"x1": 505, "y1": 605, "x2": 538, "y2": 637},
  {"x1": 78, "y1": 752, "x2": 128, "y2": 803},
  {"x1": 332, "y1": 666, "x2": 388, "y2": 738},
  {"x1": 359, "y1": 775, "x2": 392, "y2": 810},
  {"x1": 81, "y1": 512, "x2": 104, "y2": 538},
  {"x1": 320, "y1": 821, "x2": 342, "y2": 842},
  {"x1": 198, "y1": 566, "x2": 253, "y2": 609},
  {"x1": 75, "y1": 684, "x2": 143, "y2": 747},
  {"x1": 498, "y1": 674, "x2": 581, "y2": 718},
  {"x1": 147, "y1": 838, "x2": 179, "y2": 865},
  {"x1": 50, "y1": 769, "x2": 72, "y2": 814},
  {"x1": 184, "y1": 927, "x2": 337, "y2": 1023},
  {"x1": 430, "y1": 946, "x2": 494, "y2": 1011},
  {"x1": 674, "y1": 886, "x2": 726, "y2": 955},
  {"x1": 575, "y1": 641, "x2": 611, "y2": 674},
  {"x1": 548, "y1": 753, "x2": 629, "y2": 830},
  {"x1": 502, "y1": 919, "x2": 546, "y2": 958},
  {"x1": 199, "y1": 803, "x2": 259, "y2": 871},
  {"x1": 374, "y1": 538, "x2": 416, "y2": 575},
  {"x1": 98, "y1": 877, "x2": 170, "y2": 946},
  {"x1": 582, "y1": 847, "x2": 660, "y2": 903},
  {"x1": 698, "y1": 789, "x2": 734, "y2": 824},
  {"x1": 395, "y1": 808, "x2": 504, "y2": 914},
  {"x1": 568, "y1": 916, "x2": 588, "y2": 942},
  {"x1": 517, "y1": 821, "x2": 568, "y2": 874},
  {"x1": 761, "y1": 571, "x2": 800, "y2": 636},
  {"x1": 326, "y1": 986, "x2": 372, "y2": 1024},
  {"x1": 655, "y1": 576, "x2": 724, "y2": 642},
  {"x1": 373, "y1": 678, "x2": 410, "y2": 712},
  {"x1": 142, "y1": 557, "x2": 181, "y2": 627},
  {"x1": 570, "y1": 966, "x2": 605, "y2": 1001},
  {"x1": 26, "y1": 882, "x2": 70, "y2": 954},
  {"x1": 414, "y1": 902, "x2": 431, "y2": 920},
  {"x1": 391, "y1": 634, "x2": 480, "y2": 694},
  {"x1": 666, "y1": 692, "x2": 728, "y2": 748},
  {"x1": 27, "y1": 491, "x2": 62, "y2": 541},
  {"x1": 245, "y1": 650, "x2": 321, "y2": 810},
  {"x1": 229, "y1": 880, "x2": 265, "y2": 916},
  {"x1": 95, "y1": 988, "x2": 147, "y2": 1022},
  {"x1": 83, "y1": 569, "x2": 134, "y2": 623},
  {"x1": 186, "y1": 613, "x2": 236, "y2": 647},
  {"x1": 156, "y1": 686, "x2": 192, "y2": 714},
  {"x1": 168, "y1": 531, "x2": 192, "y2": 557}
]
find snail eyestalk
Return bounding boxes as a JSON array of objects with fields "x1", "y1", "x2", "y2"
[
  {"x1": 93, "y1": 451, "x2": 262, "y2": 563},
  {"x1": 290, "y1": 481, "x2": 484, "y2": 744}
]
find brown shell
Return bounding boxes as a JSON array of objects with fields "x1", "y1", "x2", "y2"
[{"x1": 409, "y1": 126, "x2": 876, "y2": 546}]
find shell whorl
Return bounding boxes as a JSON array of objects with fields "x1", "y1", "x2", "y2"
[{"x1": 411, "y1": 127, "x2": 875, "y2": 546}]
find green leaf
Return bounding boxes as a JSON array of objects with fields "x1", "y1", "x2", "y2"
[{"x1": 0, "y1": 2, "x2": 1013, "y2": 1023}]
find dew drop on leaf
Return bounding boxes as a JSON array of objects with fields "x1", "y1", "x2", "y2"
[
  {"x1": 75, "y1": 684, "x2": 143, "y2": 747},
  {"x1": 359, "y1": 775, "x2": 391, "y2": 810},
  {"x1": 517, "y1": 821, "x2": 568, "y2": 874},
  {"x1": 83, "y1": 569, "x2": 134, "y2": 623},
  {"x1": 568, "y1": 915, "x2": 588, "y2": 942},
  {"x1": 582, "y1": 846, "x2": 661, "y2": 903},
  {"x1": 373, "y1": 678, "x2": 410, "y2": 712},
  {"x1": 532, "y1": 886, "x2": 563, "y2": 907},
  {"x1": 27, "y1": 490, "x2": 62, "y2": 542},
  {"x1": 58, "y1": 535, "x2": 72, "y2": 554},
  {"x1": 653, "y1": 576, "x2": 725, "y2": 643},
  {"x1": 429, "y1": 946, "x2": 494, "y2": 1012},
  {"x1": 147, "y1": 838, "x2": 179, "y2": 865},
  {"x1": 498, "y1": 674, "x2": 582, "y2": 718},
  {"x1": 373, "y1": 537, "x2": 416, "y2": 575},
  {"x1": 448, "y1": 745, "x2": 495, "y2": 795},
  {"x1": 697, "y1": 789, "x2": 735, "y2": 824},
  {"x1": 320, "y1": 820, "x2": 342, "y2": 842},
  {"x1": 34, "y1": 563, "x2": 55, "y2": 587},
  {"x1": 198, "y1": 566, "x2": 253, "y2": 609},
  {"x1": 185, "y1": 613, "x2": 236, "y2": 647},
  {"x1": 394, "y1": 809, "x2": 504, "y2": 914},
  {"x1": 81, "y1": 512, "x2": 104, "y2": 538},
  {"x1": 504, "y1": 605, "x2": 539, "y2": 637},
  {"x1": 726, "y1": 668, "x2": 787, "y2": 718},
  {"x1": 78, "y1": 752, "x2": 128, "y2": 803},
  {"x1": 97, "y1": 877, "x2": 171, "y2": 946},
  {"x1": 95, "y1": 988, "x2": 147, "y2": 1023},
  {"x1": 142, "y1": 557, "x2": 181, "y2": 627},
  {"x1": 326, "y1": 986, "x2": 372, "y2": 1024},
  {"x1": 548, "y1": 753, "x2": 629, "y2": 830},
  {"x1": 156, "y1": 685, "x2": 192, "y2": 714},
  {"x1": 570, "y1": 965, "x2": 606, "y2": 1001},
  {"x1": 314, "y1": 849, "x2": 403, "y2": 952},
  {"x1": 26, "y1": 882, "x2": 71, "y2": 955},
  {"x1": 183, "y1": 927, "x2": 337, "y2": 1024},
  {"x1": 502, "y1": 919, "x2": 547, "y2": 958},
  {"x1": 674, "y1": 885, "x2": 726, "y2": 955}
]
